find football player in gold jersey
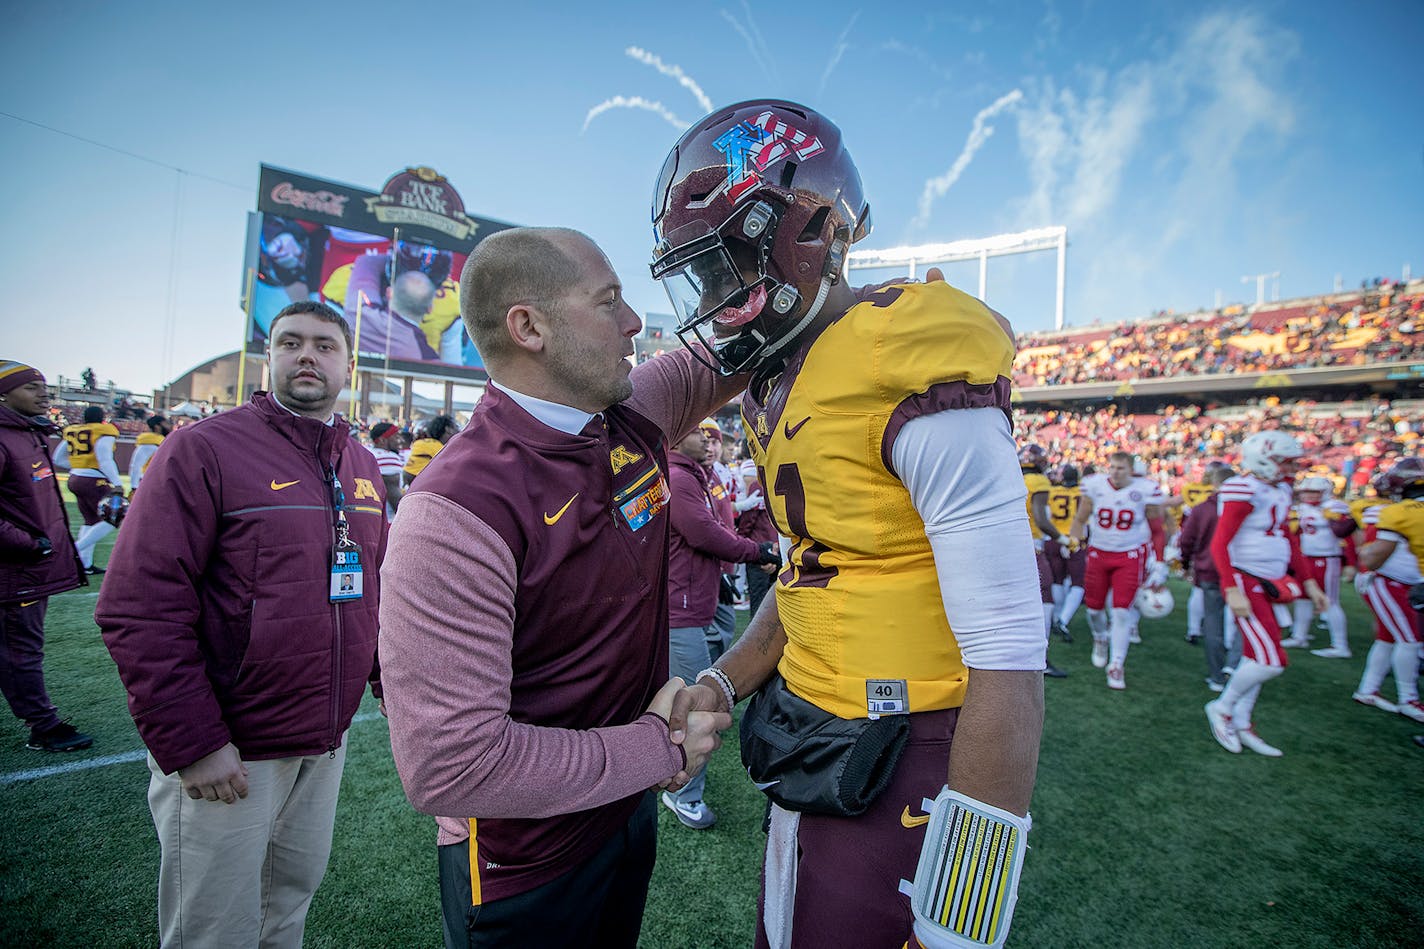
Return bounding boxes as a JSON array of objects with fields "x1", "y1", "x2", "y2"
[
  {"x1": 1021, "y1": 445, "x2": 1067, "y2": 678},
  {"x1": 53, "y1": 405, "x2": 122, "y2": 573},
  {"x1": 1047, "y1": 464, "x2": 1087, "y2": 639},
  {"x1": 653, "y1": 100, "x2": 1043, "y2": 949},
  {"x1": 401, "y1": 414, "x2": 459, "y2": 487},
  {"x1": 1354, "y1": 458, "x2": 1424, "y2": 721},
  {"x1": 128, "y1": 414, "x2": 172, "y2": 493}
]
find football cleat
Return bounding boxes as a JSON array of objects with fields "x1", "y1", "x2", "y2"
[
  {"x1": 1205, "y1": 701, "x2": 1241, "y2": 753},
  {"x1": 1309, "y1": 647, "x2": 1352, "y2": 659},
  {"x1": 1044, "y1": 662, "x2": 1068, "y2": 679},
  {"x1": 1237, "y1": 728, "x2": 1283, "y2": 758},
  {"x1": 1091, "y1": 638, "x2": 1109, "y2": 668},
  {"x1": 1399, "y1": 701, "x2": 1424, "y2": 723},
  {"x1": 1205, "y1": 678, "x2": 1225, "y2": 693},
  {"x1": 1128, "y1": 628, "x2": 1142, "y2": 645},
  {"x1": 1106, "y1": 664, "x2": 1126, "y2": 690},
  {"x1": 1352, "y1": 691, "x2": 1399, "y2": 714},
  {"x1": 1052, "y1": 619, "x2": 1072, "y2": 643},
  {"x1": 1279, "y1": 635, "x2": 1310, "y2": 648}
]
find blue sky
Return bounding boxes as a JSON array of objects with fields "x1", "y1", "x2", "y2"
[{"x1": 2, "y1": 0, "x2": 1420, "y2": 394}]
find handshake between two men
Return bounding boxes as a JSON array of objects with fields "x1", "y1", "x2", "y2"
[{"x1": 646, "y1": 676, "x2": 731, "y2": 791}]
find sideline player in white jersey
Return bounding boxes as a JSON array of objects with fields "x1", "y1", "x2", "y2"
[
  {"x1": 1352, "y1": 457, "x2": 1424, "y2": 721},
  {"x1": 1205, "y1": 431, "x2": 1328, "y2": 757},
  {"x1": 1290, "y1": 475, "x2": 1357, "y2": 656},
  {"x1": 1069, "y1": 450, "x2": 1165, "y2": 690}
]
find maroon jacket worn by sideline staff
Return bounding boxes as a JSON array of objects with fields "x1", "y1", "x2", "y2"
[
  {"x1": 96, "y1": 392, "x2": 387, "y2": 775},
  {"x1": 667, "y1": 450, "x2": 761, "y2": 628},
  {"x1": 0, "y1": 403, "x2": 85, "y2": 603},
  {"x1": 379, "y1": 348, "x2": 744, "y2": 905}
]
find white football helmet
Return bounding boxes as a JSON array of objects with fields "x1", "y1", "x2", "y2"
[
  {"x1": 1298, "y1": 475, "x2": 1333, "y2": 496},
  {"x1": 1239, "y1": 431, "x2": 1304, "y2": 483},
  {"x1": 1134, "y1": 585, "x2": 1175, "y2": 620}
]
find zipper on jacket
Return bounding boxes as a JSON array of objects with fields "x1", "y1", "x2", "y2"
[{"x1": 324, "y1": 459, "x2": 343, "y2": 755}]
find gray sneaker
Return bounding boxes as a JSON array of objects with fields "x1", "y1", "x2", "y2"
[{"x1": 661, "y1": 791, "x2": 716, "y2": 829}]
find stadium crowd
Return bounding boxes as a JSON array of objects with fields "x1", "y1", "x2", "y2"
[{"x1": 1011, "y1": 284, "x2": 1424, "y2": 387}]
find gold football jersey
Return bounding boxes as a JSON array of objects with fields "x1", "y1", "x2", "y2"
[
  {"x1": 1047, "y1": 485, "x2": 1082, "y2": 537},
  {"x1": 742, "y1": 281, "x2": 1015, "y2": 719},
  {"x1": 1023, "y1": 472, "x2": 1052, "y2": 539},
  {"x1": 1376, "y1": 499, "x2": 1424, "y2": 569},
  {"x1": 135, "y1": 431, "x2": 164, "y2": 474},
  {"x1": 62, "y1": 422, "x2": 120, "y2": 470},
  {"x1": 403, "y1": 437, "x2": 444, "y2": 478}
]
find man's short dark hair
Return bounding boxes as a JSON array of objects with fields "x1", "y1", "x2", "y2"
[
  {"x1": 269, "y1": 301, "x2": 353, "y2": 356},
  {"x1": 426, "y1": 415, "x2": 458, "y2": 441},
  {"x1": 146, "y1": 414, "x2": 168, "y2": 431},
  {"x1": 460, "y1": 228, "x2": 582, "y2": 366},
  {"x1": 82, "y1": 406, "x2": 104, "y2": 423}
]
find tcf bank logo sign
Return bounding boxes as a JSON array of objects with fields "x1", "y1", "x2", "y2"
[{"x1": 364, "y1": 167, "x2": 479, "y2": 241}]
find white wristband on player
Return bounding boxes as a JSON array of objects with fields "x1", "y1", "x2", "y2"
[{"x1": 901, "y1": 787, "x2": 1030, "y2": 949}]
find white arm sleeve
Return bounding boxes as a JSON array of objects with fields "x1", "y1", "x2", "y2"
[
  {"x1": 95, "y1": 436, "x2": 123, "y2": 485},
  {"x1": 890, "y1": 407, "x2": 1045, "y2": 671},
  {"x1": 129, "y1": 444, "x2": 158, "y2": 488},
  {"x1": 52, "y1": 439, "x2": 70, "y2": 470}
]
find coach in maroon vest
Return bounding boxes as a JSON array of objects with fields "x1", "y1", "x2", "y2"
[{"x1": 379, "y1": 227, "x2": 738, "y2": 949}]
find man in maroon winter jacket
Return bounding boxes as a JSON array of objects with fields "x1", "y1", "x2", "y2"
[
  {"x1": 0, "y1": 361, "x2": 91, "y2": 752},
  {"x1": 664, "y1": 425, "x2": 778, "y2": 829},
  {"x1": 96, "y1": 303, "x2": 387, "y2": 949}
]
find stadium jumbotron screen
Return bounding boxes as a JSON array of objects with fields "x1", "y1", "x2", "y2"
[{"x1": 243, "y1": 164, "x2": 517, "y2": 381}]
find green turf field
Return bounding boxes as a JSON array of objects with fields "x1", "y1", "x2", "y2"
[{"x1": 2, "y1": 527, "x2": 1421, "y2": 947}]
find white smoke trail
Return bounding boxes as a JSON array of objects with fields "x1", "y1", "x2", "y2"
[
  {"x1": 720, "y1": 6, "x2": 775, "y2": 82},
  {"x1": 913, "y1": 89, "x2": 1024, "y2": 229},
  {"x1": 819, "y1": 12, "x2": 861, "y2": 95},
  {"x1": 625, "y1": 47, "x2": 713, "y2": 114},
  {"x1": 582, "y1": 96, "x2": 690, "y2": 133}
]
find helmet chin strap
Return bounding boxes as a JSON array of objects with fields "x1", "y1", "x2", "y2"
[{"x1": 755, "y1": 270, "x2": 835, "y2": 367}]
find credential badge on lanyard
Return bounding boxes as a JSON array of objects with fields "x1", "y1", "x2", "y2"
[{"x1": 328, "y1": 467, "x2": 363, "y2": 602}]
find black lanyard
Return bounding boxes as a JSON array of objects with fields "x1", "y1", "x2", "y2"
[{"x1": 327, "y1": 465, "x2": 351, "y2": 545}]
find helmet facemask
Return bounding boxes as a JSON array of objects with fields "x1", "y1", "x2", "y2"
[{"x1": 652, "y1": 197, "x2": 845, "y2": 376}]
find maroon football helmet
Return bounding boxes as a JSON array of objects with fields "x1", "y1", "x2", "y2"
[
  {"x1": 1380, "y1": 457, "x2": 1424, "y2": 499},
  {"x1": 1019, "y1": 443, "x2": 1049, "y2": 472},
  {"x1": 650, "y1": 100, "x2": 872, "y2": 375}
]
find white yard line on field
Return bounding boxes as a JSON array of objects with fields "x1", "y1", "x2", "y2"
[{"x1": 0, "y1": 711, "x2": 384, "y2": 785}]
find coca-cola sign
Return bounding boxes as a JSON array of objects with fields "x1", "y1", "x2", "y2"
[{"x1": 269, "y1": 181, "x2": 349, "y2": 217}]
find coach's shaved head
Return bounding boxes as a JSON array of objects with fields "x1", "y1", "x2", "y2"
[{"x1": 460, "y1": 227, "x2": 583, "y2": 367}]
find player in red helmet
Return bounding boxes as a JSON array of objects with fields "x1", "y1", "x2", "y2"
[{"x1": 654, "y1": 101, "x2": 1042, "y2": 949}]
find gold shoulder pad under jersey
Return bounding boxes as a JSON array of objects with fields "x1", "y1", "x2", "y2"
[
  {"x1": 1376, "y1": 499, "x2": 1424, "y2": 566},
  {"x1": 741, "y1": 280, "x2": 1016, "y2": 721},
  {"x1": 136, "y1": 432, "x2": 165, "y2": 447}
]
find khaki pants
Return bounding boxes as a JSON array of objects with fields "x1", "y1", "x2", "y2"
[{"x1": 146, "y1": 738, "x2": 347, "y2": 949}]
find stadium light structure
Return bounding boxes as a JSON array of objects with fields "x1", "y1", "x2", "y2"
[{"x1": 847, "y1": 225, "x2": 1068, "y2": 330}]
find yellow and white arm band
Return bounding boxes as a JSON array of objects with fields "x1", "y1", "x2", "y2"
[{"x1": 900, "y1": 787, "x2": 1030, "y2": 949}]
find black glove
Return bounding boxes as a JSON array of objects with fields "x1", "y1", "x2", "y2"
[
  {"x1": 756, "y1": 541, "x2": 780, "y2": 566},
  {"x1": 719, "y1": 574, "x2": 738, "y2": 604},
  {"x1": 34, "y1": 536, "x2": 53, "y2": 557}
]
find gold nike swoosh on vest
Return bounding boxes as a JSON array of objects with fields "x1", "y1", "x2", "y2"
[
  {"x1": 32, "y1": 461, "x2": 44, "y2": 468},
  {"x1": 543, "y1": 493, "x2": 579, "y2": 526},
  {"x1": 900, "y1": 806, "x2": 931, "y2": 829},
  {"x1": 270, "y1": 479, "x2": 301, "y2": 491}
]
